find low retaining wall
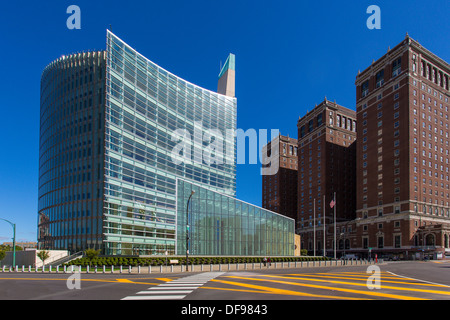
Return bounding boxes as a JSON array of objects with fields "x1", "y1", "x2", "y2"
[{"x1": 0, "y1": 259, "x2": 380, "y2": 274}]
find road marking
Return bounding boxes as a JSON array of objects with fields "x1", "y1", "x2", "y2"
[
  {"x1": 137, "y1": 290, "x2": 193, "y2": 294},
  {"x1": 121, "y1": 272, "x2": 225, "y2": 300},
  {"x1": 0, "y1": 277, "x2": 161, "y2": 286},
  {"x1": 122, "y1": 295, "x2": 186, "y2": 300},
  {"x1": 116, "y1": 279, "x2": 134, "y2": 283},
  {"x1": 310, "y1": 272, "x2": 406, "y2": 279},
  {"x1": 154, "y1": 278, "x2": 175, "y2": 282},
  {"x1": 210, "y1": 278, "x2": 369, "y2": 300},
  {"x1": 288, "y1": 273, "x2": 450, "y2": 287},
  {"x1": 224, "y1": 275, "x2": 427, "y2": 300},
  {"x1": 387, "y1": 271, "x2": 450, "y2": 288},
  {"x1": 260, "y1": 274, "x2": 450, "y2": 297}
]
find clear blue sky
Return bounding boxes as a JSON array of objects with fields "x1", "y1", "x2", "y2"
[{"x1": 0, "y1": 0, "x2": 449, "y2": 243}]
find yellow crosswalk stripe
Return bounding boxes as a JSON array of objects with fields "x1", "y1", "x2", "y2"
[
  {"x1": 211, "y1": 279, "x2": 369, "y2": 300},
  {"x1": 285, "y1": 273, "x2": 449, "y2": 287},
  {"x1": 224, "y1": 276, "x2": 426, "y2": 300},
  {"x1": 261, "y1": 274, "x2": 450, "y2": 297}
]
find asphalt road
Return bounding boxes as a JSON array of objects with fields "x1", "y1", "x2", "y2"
[{"x1": 1, "y1": 260, "x2": 449, "y2": 303}]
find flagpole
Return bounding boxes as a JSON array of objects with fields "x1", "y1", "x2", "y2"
[
  {"x1": 334, "y1": 192, "x2": 336, "y2": 260},
  {"x1": 313, "y1": 198, "x2": 316, "y2": 257}
]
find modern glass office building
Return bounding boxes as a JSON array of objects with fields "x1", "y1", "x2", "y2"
[
  {"x1": 39, "y1": 51, "x2": 106, "y2": 251},
  {"x1": 38, "y1": 30, "x2": 294, "y2": 256}
]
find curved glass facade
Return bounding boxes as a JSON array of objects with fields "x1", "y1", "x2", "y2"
[
  {"x1": 103, "y1": 31, "x2": 237, "y2": 255},
  {"x1": 38, "y1": 51, "x2": 106, "y2": 251}
]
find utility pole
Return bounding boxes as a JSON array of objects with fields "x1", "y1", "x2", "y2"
[
  {"x1": 323, "y1": 195, "x2": 326, "y2": 257},
  {"x1": 186, "y1": 191, "x2": 195, "y2": 272},
  {"x1": 313, "y1": 198, "x2": 316, "y2": 257},
  {"x1": 333, "y1": 192, "x2": 336, "y2": 260}
]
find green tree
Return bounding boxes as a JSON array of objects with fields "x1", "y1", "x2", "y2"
[
  {"x1": 37, "y1": 250, "x2": 50, "y2": 266},
  {"x1": 84, "y1": 249, "x2": 100, "y2": 266},
  {"x1": 0, "y1": 250, "x2": 5, "y2": 262}
]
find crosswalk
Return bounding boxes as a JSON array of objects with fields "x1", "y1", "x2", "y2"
[
  {"x1": 121, "y1": 272, "x2": 224, "y2": 300},
  {"x1": 213, "y1": 271, "x2": 450, "y2": 300}
]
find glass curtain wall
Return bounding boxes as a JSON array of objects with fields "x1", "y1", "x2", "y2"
[
  {"x1": 177, "y1": 179, "x2": 295, "y2": 256},
  {"x1": 103, "y1": 31, "x2": 237, "y2": 255},
  {"x1": 38, "y1": 51, "x2": 106, "y2": 252}
]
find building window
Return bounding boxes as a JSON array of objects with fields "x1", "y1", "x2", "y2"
[
  {"x1": 378, "y1": 236, "x2": 384, "y2": 249},
  {"x1": 376, "y1": 69, "x2": 385, "y2": 88},
  {"x1": 317, "y1": 113, "x2": 323, "y2": 127},
  {"x1": 394, "y1": 235, "x2": 401, "y2": 248},
  {"x1": 361, "y1": 80, "x2": 369, "y2": 98},
  {"x1": 308, "y1": 120, "x2": 314, "y2": 132},
  {"x1": 392, "y1": 57, "x2": 402, "y2": 77},
  {"x1": 300, "y1": 126, "x2": 306, "y2": 138}
]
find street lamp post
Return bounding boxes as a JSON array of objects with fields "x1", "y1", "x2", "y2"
[
  {"x1": 0, "y1": 218, "x2": 16, "y2": 270},
  {"x1": 186, "y1": 190, "x2": 195, "y2": 272}
]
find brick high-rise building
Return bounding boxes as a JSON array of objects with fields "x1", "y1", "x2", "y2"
[
  {"x1": 262, "y1": 135, "x2": 298, "y2": 222},
  {"x1": 296, "y1": 99, "x2": 357, "y2": 255},
  {"x1": 355, "y1": 34, "x2": 450, "y2": 259}
]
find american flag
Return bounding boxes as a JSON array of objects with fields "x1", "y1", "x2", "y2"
[{"x1": 330, "y1": 199, "x2": 335, "y2": 208}]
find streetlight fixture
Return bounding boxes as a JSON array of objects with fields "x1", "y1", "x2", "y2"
[
  {"x1": 0, "y1": 218, "x2": 16, "y2": 270},
  {"x1": 186, "y1": 190, "x2": 195, "y2": 271}
]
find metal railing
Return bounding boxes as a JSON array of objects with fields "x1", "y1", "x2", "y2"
[{"x1": 48, "y1": 251, "x2": 83, "y2": 267}]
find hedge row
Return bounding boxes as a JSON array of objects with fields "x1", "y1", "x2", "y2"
[{"x1": 65, "y1": 256, "x2": 329, "y2": 267}]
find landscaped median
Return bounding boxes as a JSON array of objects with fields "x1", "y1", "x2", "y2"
[{"x1": 64, "y1": 256, "x2": 330, "y2": 268}]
